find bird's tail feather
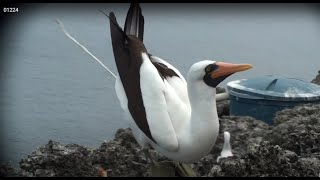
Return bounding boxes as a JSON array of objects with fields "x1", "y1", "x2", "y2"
[
  {"x1": 124, "y1": 3, "x2": 144, "y2": 41},
  {"x1": 100, "y1": 10, "x2": 129, "y2": 41}
]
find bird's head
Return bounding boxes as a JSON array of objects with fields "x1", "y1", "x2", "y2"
[{"x1": 188, "y1": 60, "x2": 253, "y2": 87}]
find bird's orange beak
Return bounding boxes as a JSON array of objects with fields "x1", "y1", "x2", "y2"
[{"x1": 211, "y1": 62, "x2": 253, "y2": 79}]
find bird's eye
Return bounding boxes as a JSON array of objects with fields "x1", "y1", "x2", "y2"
[{"x1": 205, "y1": 66, "x2": 211, "y2": 72}]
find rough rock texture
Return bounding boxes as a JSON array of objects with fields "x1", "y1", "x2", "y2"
[
  {"x1": 0, "y1": 163, "x2": 33, "y2": 177},
  {"x1": 207, "y1": 141, "x2": 320, "y2": 177},
  {"x1": 311, "y1": 70, "x2": 320, "y2": 85},
  {"x1": 19, "y1": 140, "x2": 98, "y2": 177},
  {"x1": 0, "y1": 129, "x2": 165, "y2": 177},
  {"x1": 91, "y1": 128, "x2": 166, "y2": 177},
  {"x1": 216, "y1": 101, "x2": 230, "y2": 117},
  {"x1": 214, "y1": 116, "x2": 270, "y2": 156},
  {"x1": 273, "y1": 103, "x2": 320, "y2": 125},
  {"x1": 265, "y1": 104, "x2": 320, "y2": 159},
  {"x1": 216, "y1": 87, "x2": 226, "y2": 94},
  {"x1": 192, "y1": 116, "x2": 270, "y2": 176}
]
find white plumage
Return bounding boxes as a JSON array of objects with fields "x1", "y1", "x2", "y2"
[{"x1": 115, "y1": 53, "x2": 220, "y2": 163}]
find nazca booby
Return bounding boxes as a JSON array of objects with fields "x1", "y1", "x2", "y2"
[{"x1": 107, "y1": 3, "x2": 252, "y2": 164}]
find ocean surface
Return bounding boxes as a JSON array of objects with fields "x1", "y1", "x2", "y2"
[{"x1": 1, "y1": 3, "x2": 320, "y2": 166}]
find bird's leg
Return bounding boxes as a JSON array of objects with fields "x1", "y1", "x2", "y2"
[
  {"x1": 149, "y1": 160, "x2": 176, "y2": 177},
  {"x1": 142, "y1": 148, "x2": 155, "y2": 165},
  {"x1": 141, "y1": 148, "x2": 196, "y2": 177},
  {"x1": 174, "y1": 162, "x2": 197, "y2": 177},
  {"x1": 141, "y1": 148, "x2": 177, "y2": 177}
]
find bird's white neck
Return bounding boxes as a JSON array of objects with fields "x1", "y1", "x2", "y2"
[{"x1": 185, "y1": 79, "x2": 220, "y2": 153}]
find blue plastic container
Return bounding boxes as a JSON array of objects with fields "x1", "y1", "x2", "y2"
[{"x1": 226, "y1": 75, "x2": 320, "y2": 124}]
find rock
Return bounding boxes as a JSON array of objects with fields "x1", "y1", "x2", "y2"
[
  {"x1": 3, "y1": 129, "x2": 168, "y2": 177},
  {"x1": 193, "y1": 115, "x2": 270, "y2": 176},
  {"x1": 91, "y1": 128, "x2": 166, "y2": 177},
  {"x1": 217, "y1": 156, "x2": 247, "y2": 177},
  {"x1": 273, "y1": 103, "x2": 320, "y2": 125},
  {"x1": 265, "y1": 104, "x2": 320, "y2": 157},
  {"x1": 19, "y1": 140, "x2": 98, "y2": 177},
  {"x1": 207, "y1": 141, "x2": 320, "y2": 177},
  {"x1": 34, "y1": 169, "x2": 55, "y2": 177},
  {"x1": 192, "y1": 154, "x2": 215, "y2": 177},
  {"x1": 216, "y1": 100, "x2": 230, "y2": 117},
  {"x1": 296, "y1": 157, "x2": 320, "y2": 177},
  {"x1": 211, "y1": 116, "x2": 270, "y2": 157},
  {"x1": 206, "y1": 165, "x2": 222, "y2": 177},
  {"x1": 0, "y1": 163, "x2": 33, "y2": 177},
  {"x1": 216, "y1": 87, "x2": 226, "y2": 94},
  {"x1": 311, "y1": 70, "x2": 320, "y2": 85},
  {"x1": 203, "y1": 103, "x2": 320, "y2": 177},
  {"x1": 244, "y1": 141, "x2": 300, "y2": 177}
]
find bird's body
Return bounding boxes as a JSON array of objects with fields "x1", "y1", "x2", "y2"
[
  {"x1": 107, "y1": 3, "x2": 252, "y2": 165},
  {"x1": 115, "y1": 53, "x2": 220, "y2": 163}
]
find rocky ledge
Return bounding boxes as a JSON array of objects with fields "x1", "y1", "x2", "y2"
[{"x1": 1, "y1": 73, "x2": 320, "y2": 177}]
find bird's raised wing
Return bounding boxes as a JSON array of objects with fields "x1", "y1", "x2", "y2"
[
  {"x1": 150, "y1": 55, "x2": 189, "y2": 106},
  {"x1": 109, "y1": 11, "x2": 179, "y2": 152},
  {"x1": 124, "y1": 3, "x2": 144, "y2": 42}
]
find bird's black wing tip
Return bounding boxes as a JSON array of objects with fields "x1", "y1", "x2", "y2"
[
  {"x1": 99, "y1": 10, "x2": 116, "y2": 20},
  {"x1": 109, "y1": 12, "x2": 116, "y2": 18}
]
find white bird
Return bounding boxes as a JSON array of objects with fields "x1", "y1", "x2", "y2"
[
  {"x1": 217, "y1": 131, "x2": 233, "y2": 163},
  {"x1": 106, "y1": 3, "x2": 252, "y2": 165}
]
